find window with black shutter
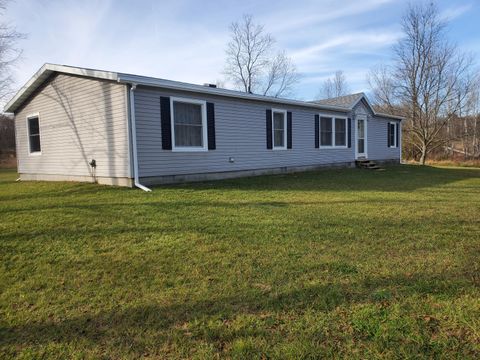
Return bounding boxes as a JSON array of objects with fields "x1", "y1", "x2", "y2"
[
  {"x1": 163, "y1": 96, "x2": 210, "y2": 151},
  {"x1": 272, "y1": 109, "x2": 287, "y2": 149},
  {"x1": 267, "y1": 109, "x2": 291, "y2": 150}
]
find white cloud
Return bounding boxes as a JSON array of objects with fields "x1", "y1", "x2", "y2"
[
  {"x1": 439, "y1": 3, "x2": 473, "y2": 21},
  {"x1": 261, "y1": 0, "x2": 396, "y2": 34},
  {"x1": 291, "y1": 30, "x2": 401, "y2": 64}
]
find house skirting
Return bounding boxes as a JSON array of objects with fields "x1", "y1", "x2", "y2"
[
  {"x1": 374, "y1": 159, "x2": 401, "y2": 165},
  {"x1": 140, "y1": 161, "x2": 357, "y2": 185},
  {"x1": 18, "y1": 159, "x2": 400, "y2": 188},
  {"x1": 19, "y1": 173, "x2": 133, "y2": 187}
]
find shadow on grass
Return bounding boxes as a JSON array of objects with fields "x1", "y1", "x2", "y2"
[
  {"x1": 1, "y1": 270, "x2": 475, "y2": 355},
  {"x1": 0, "y1": 196, "x2": 465, "y2": 217},
  {"x1": 0, "y1": 166, "x2": 479, "y2": 204}
]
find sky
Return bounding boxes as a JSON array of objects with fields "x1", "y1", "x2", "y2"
[{"x1": 4, "y1": 0, "x2": 480, "y2": 101}]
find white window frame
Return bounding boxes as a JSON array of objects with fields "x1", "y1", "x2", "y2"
[
  {"x1": 389, "y1": 122, "x2": 398, "y2": 148},
  {"x1": 272, "y1": 108, "x2": 288, "y2": 150},
  {"x1": 170, "y1": 97, "x2": 208, "y2": 152},
  {"x1": 26, "y1": 112, "x2": 42, "y2": 156},
  {"x1": 319, "y1": 115, "x2": 348, "y2": 149}
]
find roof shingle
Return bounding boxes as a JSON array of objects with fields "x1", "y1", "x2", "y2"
[{"x1": 309, "y1": 93, "x2": 365, "y2": 109}]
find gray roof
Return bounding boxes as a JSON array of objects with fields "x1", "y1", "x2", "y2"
[
  {"x1": 4, "y1": 63, "x2": 403, "y2": 120},
  {"x1": 310, "y1": 92, "x2": 403, "y2": 120},
  {"x1": 310, "y1": 93, "x2": 365, "y2": 108}
]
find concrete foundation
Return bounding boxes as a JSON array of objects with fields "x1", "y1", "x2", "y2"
[
  {"x1": 19, "y1": 173, "x2": 134, "y2": 187},
  {"x1": 140, "y1": 161, "x2": 357, "y2": 186}
]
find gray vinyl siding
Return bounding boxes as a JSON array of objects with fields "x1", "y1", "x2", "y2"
[
  {"x1": 15, "y1": 74, "x2": 130, "y2": 179},
  {"x1": 368, "y1": 116, "x2": 401, "y2": 160},
  {"x1": 134, "y1": 87, "x2": 358, "y2": 178},
  {"x1": 353, "y1": 100, "x2": 400, "y2": 161}
]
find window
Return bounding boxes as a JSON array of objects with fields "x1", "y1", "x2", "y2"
[
  {"x1": 389, "y1": 122, "x2": 398, "y2": 148},
  {"x1": 320, "y1": 117, "x2": 332, "y2": 146},
  {"x1": 320, "y1": 116, "x2": 347, "y2": 147},
  {"x1": 335, "y1": 118, "x2": 346, "y2": 146},
  {"x1": 27, "y1": 115, "x2": 41, "y2": 154},
  {"x1": 171, "y1": 97, "x2": 207, "y2": 151},
  {"x1": 272, "y1": 109, "x2": 287, "y2": 149}
]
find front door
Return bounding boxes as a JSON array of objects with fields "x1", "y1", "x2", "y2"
[{"x1": 356, "y1": 118, "x2": 367, "y2": 158}]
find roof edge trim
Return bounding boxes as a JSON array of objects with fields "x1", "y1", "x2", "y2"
[{"x1": 4, "y1": 63, "x2": 118, "y2": 113}]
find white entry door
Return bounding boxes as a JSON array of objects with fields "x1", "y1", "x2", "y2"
[{"x1": 356, "y1": 117, "x2": 367, "y2": 159}]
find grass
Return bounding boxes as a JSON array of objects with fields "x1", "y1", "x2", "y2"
[{"x1": 1, "y1": 165, "x2": 479, "y2": 359}]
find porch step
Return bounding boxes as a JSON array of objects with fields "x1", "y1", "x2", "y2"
[{"x1": 355, "y1": 159, "x2": 383, "y2": 170}]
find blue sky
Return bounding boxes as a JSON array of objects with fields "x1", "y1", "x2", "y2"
[{"x1": 5, "y1": 0, "x2": 480, "y2": 100}]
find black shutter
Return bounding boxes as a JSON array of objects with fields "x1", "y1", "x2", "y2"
[
  {"x1": 315, "y1": 114, "x2": 319, "y2": 148},
  {"x1": 207, "y1": 102, "x2": 216, "y2": 150},
  {"x1": 395, "y1": 123, "x2": 399, "y2": 148},
  {"x1": 348, "y1": 118, "x2": 352, "y2": 148},
  {"x1": 387, "y1": 123, "x2": 391, "y2": 147},
  {"x1": 160, "y1": 96, "x2": 172, "y2": 150},
  {"x1": 266, "y1": 109, "x2": 272, "y2": 149},
  {"x1": 287, "y1": 111, "x2": 292, "y2": 149}
]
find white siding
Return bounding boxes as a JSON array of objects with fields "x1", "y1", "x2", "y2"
[{"x1": 15, "y1": 74, "x2": 130, "y2": 179}]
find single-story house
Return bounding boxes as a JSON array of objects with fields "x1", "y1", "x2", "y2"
[{"x1": 4, "y1": 63, "x2": 402, "y2": 190}]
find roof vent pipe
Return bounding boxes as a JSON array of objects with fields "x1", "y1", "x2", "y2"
[{"x1": 203, "y1": 83, "x2": 217, "y2": 88}]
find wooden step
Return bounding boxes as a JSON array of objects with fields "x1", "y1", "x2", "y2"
[{"x1": 355, "y1": 159, "x2": 383, "y2": 170}]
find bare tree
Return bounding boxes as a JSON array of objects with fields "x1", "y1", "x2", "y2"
[
  {"x1": 368, "y1": 65, "x2": 397, "y2": 113},
  {"x1": 463, "y1": 77, "x2": 480, "y2": 158},
  {"x1": 0, "y1": 113, "x2": 14, "y2": 152},
  {"x1": 0, "y1": 113, "x2": 15, "y2": 167},
  {"x1": 318, "y1": 70, "x2": 350, "y2": 99},
  {"x1": 224, "y1": 14, "x2": 299, "y2": 98},
  {"x1": 369, "y1": 2, "x2": 476, "y2": 164},
  {"x1": 0, "y1": 0, "x2": 25, "y2": 104}
]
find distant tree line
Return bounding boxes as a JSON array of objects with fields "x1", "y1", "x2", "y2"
[
  {"x1": 0, "y1": 114, "x2": 15, "y2": 167},
  {"x1": 0, "y1": 113, "x2": 14, "y2": 149},
  {"x1": 0, "y1": 0, "x2": 24, "y2": 165}
]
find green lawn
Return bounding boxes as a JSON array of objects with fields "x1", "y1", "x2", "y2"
[{"x1": 1, "y1": 165, "x2": 479, "y2": 359}]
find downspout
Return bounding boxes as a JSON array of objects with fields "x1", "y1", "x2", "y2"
[
  {"x1": 129, "y1": 84, "x2": 151, "y2": 192},
  {"x1": 399, "y1": 120, "x2": 403, "y2": 164}
]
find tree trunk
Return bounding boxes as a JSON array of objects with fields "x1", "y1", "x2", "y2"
[
  {"x1": 419, "y1": 144, "x2": 427, "y2": 165},
  {"x1": 472, "y1": 114, "x2": 479, "y2": 158},
  {"x1": 463, "y1": 116, "x2": 468, "y2": 160},
  {"x1": 446, "y1": 118, "x2": 452, "y2": 158}
]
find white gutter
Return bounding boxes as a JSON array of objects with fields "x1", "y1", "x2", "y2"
[
  {"x1": 399, "y1": 121, "x2": 403, "y2": 164},
  {"x1": 128, "y1": 84, "x2": 151, "y2": 192}
]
